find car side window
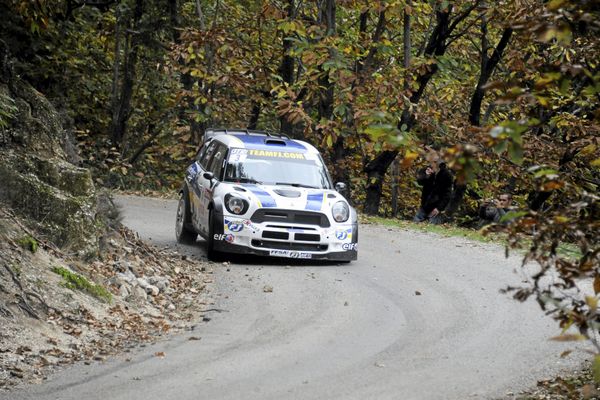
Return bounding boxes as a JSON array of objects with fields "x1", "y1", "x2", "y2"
[
  {"x1": 195, "y1": 144, "x2": 207, "y2": 163},
  {"x1": 200, "y1": 142, "x2": 217, "y2": 170},
  {"x1": 208, "y1": 143, "x2": 227, "y2": 179}
]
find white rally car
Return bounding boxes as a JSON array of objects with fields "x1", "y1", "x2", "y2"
[{"x1": 175, "y1": 129, "x2": 358, "y2": 262}]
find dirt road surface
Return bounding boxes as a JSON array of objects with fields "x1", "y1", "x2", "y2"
[{"x1": 7, "y1": 195, "x2": 582, "y2": 400}]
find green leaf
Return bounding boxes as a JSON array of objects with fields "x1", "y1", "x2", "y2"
[
  {"x1": 499, "y1": 211, "x2": 528, "y2": 223},
  {"x1": 508, "y1": 143, "x2": 524, "y2": 165},
  {"x1": 593, "y1": 355, "x2": 600, "y2": 383},
  {"x1": 364, "y1": 124, "x2": 397, "y2": 141},
  {"x1": 494, "y1": 140, "x2": 508, "y2": 154},
  {"x1": 533, "y1": 169, "x2": 559, "y2": 178},
  {"x1": 326, "y1": 135, "x2": 333, "y2": 147}
]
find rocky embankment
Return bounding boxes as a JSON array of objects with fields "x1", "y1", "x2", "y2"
[
  {"x1": 0, "y1": 41, "x2": 213, "y2": 390},
  {"x1": 0, "y1": 209, "x2": 214, "y2": 389}
]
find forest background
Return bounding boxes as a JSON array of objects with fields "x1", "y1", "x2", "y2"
[{"x1": 0, "y1": 0, "x2": 599, "y2": 362}]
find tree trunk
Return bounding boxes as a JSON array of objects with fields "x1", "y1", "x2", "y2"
[
  {"x1": 468, "y1": 27, "x2": 513, "y2": 126},
  {"x1": 110, "y1": 6, "x2": 121, "y2": 147},
  {"x1": 247, "y1": 103, "x2": 260, "y2": 130},
  {"x1": 316, "y1": 0, "x2": 346, "y2": 185},
  {"x1": 363, "y1": 7, "x2": 454, "y2": 215},
  {"x1": 279, "y1": 0, "x2": 295, "y2": 135},
  {"x1": 444, "y1": 23, "x2": 512, "y2": 219},
  {"x1": 403, "y1": 0, "x2": 411, "y2": 91},
  {"x1": 110, "y1": 0, "x2": 143, "y2": 148},
  {"x1": 364, "y1": 150, "x2": 397, "y2": 215},
  {"x1": 169, "y1": 0, "x2": 205, "y2": 143}
]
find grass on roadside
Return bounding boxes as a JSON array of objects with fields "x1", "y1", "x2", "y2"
[
  {"x1": 360, "y1": 215, "x2": 580, "y2": 259},
  {"x1": 360, "y1": 215, "x2": 500, "y2": 244},
  {"x1": 52, "y1": 266, "x2": 112, "y2": 303}
]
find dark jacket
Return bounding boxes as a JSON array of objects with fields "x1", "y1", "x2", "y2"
[{"x1": 416, "y1": 163, "x2": 453, "y2": 214}]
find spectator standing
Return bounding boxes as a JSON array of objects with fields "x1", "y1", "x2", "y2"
[{"x1": 414, "y1": 159, "x2": 453, "y2": 224}]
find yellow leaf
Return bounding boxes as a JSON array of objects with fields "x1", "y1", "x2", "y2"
[
  {"x1": 541, "y1": 181, "x2": 563, "y2": 191},
  {"x1": 549, "y1": 334, "x2": 586, "y2": 342},
  {"x1": 594, "y1": 275, "x2": 600, "y2": 294},
  {"x1": 547, "y1": 0, "x2": 566, "y2": 10},
  {"x1": 591, "y1": 158, "x2": 600, "y2": 167},
  {"x1": 326, "y1": 135, "x2": 333, "y2": 148},
  {"x1": 586, "y1": 296, "x2": 598, "y2": 311},
  {"x1": 560, "y1": 350, "x2": 572, "y2": 358},
  {"x1": 581, "y1": 144, "x2": 597, "y2": 155},
  {"x1": 401, "y1": 151, "x2": 418, "y2": 169},
  {"x1": 593, "y1": 355, "x2": 600, "y2": 383}
]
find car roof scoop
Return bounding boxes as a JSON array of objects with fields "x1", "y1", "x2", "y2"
[
  {"x1": 273, "y1": 189, "x2": 301, "y2": 198},
  {"x1": 264, "y1": 139, "x2": 286, "y2": 146}
]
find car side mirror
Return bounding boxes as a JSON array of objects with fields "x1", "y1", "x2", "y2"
[
  {"x1": 335, "y1": 182, "x2": 347, "y2": 193},
  {"x1": 203, "y1": 171, "x2": 216, "y2": 188}
]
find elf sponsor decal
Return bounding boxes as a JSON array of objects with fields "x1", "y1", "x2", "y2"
[
  {"x1": 335, "y1": 228, "x2": 353, "y2": 241},
  {"x1": 214, "y1": 234, "x2": 235, "y2": 243},
  {"x1": 269, "y1": 250, "x2": 312, "y2": 259},
  {"x1": 342, "y1": 243, "x2": 358, "y2": 251},
  {"x1": 247, "y1": 149, "x2": 306, "y2": 159}
]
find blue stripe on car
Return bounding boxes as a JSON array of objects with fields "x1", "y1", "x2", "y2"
[
  {"x1": 232, "y1": 134, "x2": 307, "y2": 150},
  {"x1": 242, "y1": 185, "x2": 277, "y2": 208},
  {"x1": 305, "y1": 192, "x2": 325, "y2": 211}
]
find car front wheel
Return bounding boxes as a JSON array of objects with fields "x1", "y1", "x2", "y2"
[{"x1": 175, "y1": 187, "x2": 198, "y2": 244}]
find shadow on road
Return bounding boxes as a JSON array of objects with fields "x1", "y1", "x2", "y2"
[{"x1": 172, "y1": 238, "x2": 353, "y2": 268}]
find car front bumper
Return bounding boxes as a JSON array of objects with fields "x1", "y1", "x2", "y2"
[{"x1": 212, "y1": 211, "x2": 358, "y2": 261}]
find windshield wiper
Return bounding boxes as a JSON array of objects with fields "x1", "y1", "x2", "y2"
[
  {"x1": 228, "y1": 177, "x2": 262, "y2": 184},
  {"x1": 275, "y1": 182, "x2": 320, "y2": 189}
]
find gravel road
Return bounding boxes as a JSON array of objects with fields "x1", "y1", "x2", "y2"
[{"x1": 7, "y1": 195, "x2": 582, "y2": 400}]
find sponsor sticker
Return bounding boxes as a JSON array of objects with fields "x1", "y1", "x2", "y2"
[
  {"x1": 335, "y1": 228, "x2": 353, "y2": 241},
  {"x1": 243, "y1": 220, "x2": 261, "y2": 232},
  {"x1": 269, "y1": 250, "x2": 312, "y2": 259},
  {"x1": 248, "y1": 149, "x2": 306, "y2": 159},
  {"x1": 214, "y1": 234, "x2": 235, "y2": 243},
  {"x1": 342, "y1": 243, "x2": 358, "y2": 251},
  {"x1": 228, "y1": 148, "x2": 248, "y2": 163},
  {"x1": 225, "y1": 219, "x2": 244, "y2": 232}
]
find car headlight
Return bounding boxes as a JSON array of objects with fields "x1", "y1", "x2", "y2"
[
  {"x1": 332, "y1": 201, "x2": 349, "y2": 222},
  {"x1": 224, "y1": 194, "x2": 249, "y2": 215}
]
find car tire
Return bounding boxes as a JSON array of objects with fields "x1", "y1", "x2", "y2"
[
  {"x1": 206, "y1": 209, "x2": 221, "y2": 261},
  {"x1": 175, "y1": 186, "x2": 198, "y2": 244}
]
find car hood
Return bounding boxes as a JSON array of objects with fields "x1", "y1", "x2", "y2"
[{"x1": 232, "y1": 183, "x2": 347, "y2": 213}]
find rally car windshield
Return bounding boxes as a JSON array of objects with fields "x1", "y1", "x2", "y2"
[{"x1": 224, "y1": 148, "x2": 332, "y2": 189}]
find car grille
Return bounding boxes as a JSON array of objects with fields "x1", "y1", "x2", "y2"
[
  {"x1": 262, "y1": 231, "x2": 289, "y2": 240},
  {"x1": 250, "y1": 209, "x2": 330, "y2": 227},
  {"x1": 251, "y1": 240, "x2": 328, "y2": 252},
  {"x1": 294, "y1": 233, "x2": 320, "y2": 242}
]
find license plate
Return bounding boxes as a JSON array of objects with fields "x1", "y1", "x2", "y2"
[{"x1": 269, "y1": 250, "x2": 312, "y2": 259}]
